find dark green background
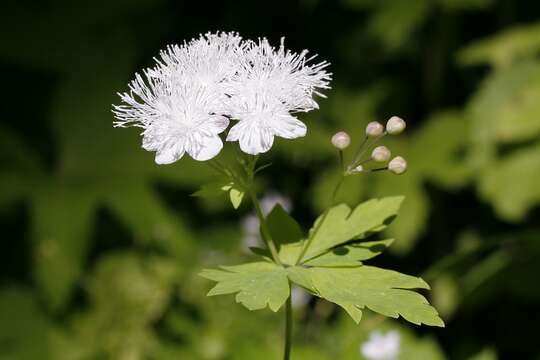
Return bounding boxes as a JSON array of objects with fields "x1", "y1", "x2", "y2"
[{"x1": 1, "y1": 0, "x2": 540, "y2": 359}]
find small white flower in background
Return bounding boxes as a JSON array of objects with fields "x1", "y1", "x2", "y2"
[
  {"x1": 291, "y1": 286, "x2": 311, "y2": 308},
  {"x1": 360, "y1": 331, "x2": 400, "y2": 360},
  {"x1": 241, "y1": 192, "x2": 292, "y2": 252},
  {"x1": 259, "y1": 192, "x2": 293, "y2": 215},
  {"x1": 114, "y1": 32, "x2": 331, "y2": 163},
  {"x1": 240, "y1": 214, "x2": 263, "y2": 250}
]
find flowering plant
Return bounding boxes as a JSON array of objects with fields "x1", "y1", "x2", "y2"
[{"x1": 113, "y1": 31, "x2": 443, "y2": 359}]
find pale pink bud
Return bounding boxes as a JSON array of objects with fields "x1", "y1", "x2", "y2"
[
  {"x1": 366, "y1": 121, "x2": 384, "y2": 137},
  {"x1": 331, "y1": 131, "x2": 351, "y2": 150},
  {"x1": 371, "y1": 146, "x2": 391, "y2": 162},
  {"x1": 388, "y1": 156, "x2": 407, "y2": 174},
  {"x1": 386, "y1": 116, "x2": 406, "y2": 135}
]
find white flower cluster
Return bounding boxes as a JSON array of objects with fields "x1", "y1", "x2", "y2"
[
  {"x1": 360, "y1": 331, "x2": 400, "y2": 360},
  {"x1": 113, "y1": 32, "x2": 331, "y2": 164}
]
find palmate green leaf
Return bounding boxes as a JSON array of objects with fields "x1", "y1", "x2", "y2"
[
  {"x1": 200, "y1": 262, "x2": 314, "y2": 312},
  {"x1": 308, "y1": 266, "x2": 444, "y2": 327},
  {"x1": 201, "y1": 261, "x2": 444, "y2": 327},
  {"x1": 266, "y1": 204, "x2": 303, "y2": 247},
  {"x1": 299, "y1": 196, "x2": 403, "y2": 262},
  {"x1": 304, "y1": 239, "x2": 394, "y2": 267}
]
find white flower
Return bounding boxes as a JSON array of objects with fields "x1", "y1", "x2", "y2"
[
  {"x1": 114, "y1": 32, "x2": 331, "y2": 161},
  {"x1": 226, "y1": 38, "x2": 331, "y2": 155},
  {"x1": 113, "y1": 32, "x2": 242, "y2": 164},
  {"x1": 360, "y1": 331, "x2": 400, "y2": 360}
]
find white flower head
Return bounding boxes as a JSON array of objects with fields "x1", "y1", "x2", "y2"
[
  {"x1": 114, "y1": 32, "x2": 331, "y2": 162},
  {"x1": 113, "y1": 32, "x2": 242, "y2": 164},
  {"x1": 360, "y1": 331, "x2": 400, "y2": 360},
  {"x1": 226, "y1": 37, "x2": 331, "y2": 155}
]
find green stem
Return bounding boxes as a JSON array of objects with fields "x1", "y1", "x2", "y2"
[
  {"x1": 348, "y1": 133, "x2": 386, "y2": 171},
  {"x1": 283, "y1": 291, "x2": 292, "y2": 360},
  {"x1": 248, "y1": 187, "x2": 282, "y2": 266},
  {"x1": 295, "y1": 172, "x2": 345, "y2": 265}
]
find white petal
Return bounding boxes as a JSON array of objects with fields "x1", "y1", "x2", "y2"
[
  {"x1": 186, "y1": 134, "x2": 223, "y2": 161},
  {"x1": 241, "y1": 128, "x2": 274, "y2": 155},
  {"x1": 272, "y1": 115, "x2": 307, "y2": 139},
  {"x1": 227, "y1": 121, "x2": 274, "y2": 155},
  {"x1": 226, "y1": 121, "x2": 244, "y2": 141},
  {"x1": 198, "y1": 115, "x2": 229, "y2": 135},
  {"x1": 155, "y1": 141, "x2": 186, "y2": 165}
]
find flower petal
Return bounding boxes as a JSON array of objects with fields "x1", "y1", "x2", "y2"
[
  {"x1": 198, "y1": 115, "x2": 230, "y2": 135},
  {"x1": 227, "y1": 121, "x2": 274, "y2": 155},
  {"x1": 185, "y1": 134, "x2": 223, "y2": 161},
  {"x1": 272, "y1": 115, "x2": 307, "y2": 139},
  {"x1": 154, "y1": 140, "x2": 186, "y2": 164}
]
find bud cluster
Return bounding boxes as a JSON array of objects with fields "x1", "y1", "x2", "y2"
[{"x1": 331, "y1": 116, "x2": 408, "y2": 175}]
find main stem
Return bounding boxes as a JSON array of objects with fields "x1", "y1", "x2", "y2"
[
  {"x1": 283, "y1": 293, "x2": 292, "y2": 360},
  {"x1": 248, "y1": 189, "x2": 281, "y2": 265},
  {"x1": 245, "y1": 156, "x2": 290, "y2": 359},
  {"x1": 248, "y1": 187, "x2": 290, "y2": 359}
]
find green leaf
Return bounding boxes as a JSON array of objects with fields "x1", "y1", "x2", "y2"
[
  {"x1": 278, "y1": 242, "x2": 305, "y2": 266},
  {"x1": 200, "y1": 262, "x2": 319, "y2": 311},
  {"x1": 300, "y1": 197, "x2": 404, "y2": 262},
  {"x1": 266, "y1": 204, "x2": 303, "y2": 247},
  {"x1": 366, "y1": 0, "x2": 432, "y2": 51},
  {"x1": 478, "y1": 141, "x2": 540, "y2": 221},
  {"x1": 31, "y1": 180, "x2": 96, "y2": 311},
  {"x1": 191, "y1": 182, "x2": 232, "y2": 198},
  {"x1": 229, "y1": 186, "x2": 245, "y2": 209},
  {"x1": 200, "y1": 262, "x2": 290, "y2": 312},
  {"x1": 458, "y1": 22, "x2": 540, "y2": 68},
  {"x1": 304, "y1": 239, "x2": 394, "y2": 267},
  {"x1": 309, "y1": 266, "x2": 444, "y2": 327},
  {"x1": 468, "y1": 61, "x2": 540, "y2": 146}
]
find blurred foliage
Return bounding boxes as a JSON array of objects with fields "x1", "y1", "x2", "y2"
[{"x1": 1, "y1": 0, "x2": 540, "y2": 359}]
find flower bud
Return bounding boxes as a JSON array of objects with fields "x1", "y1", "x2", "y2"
[
  {"x1": 386, "y1": 116, "x2": 406, "y2": 135},
  {"x1": 331, "y1": 131, "x2": 351, "y2": 150},
  {"x1": 371, "y1": 146, "x2": 391, "y2": 162},
  {"x1": 354, "y1": 165, "x2": 364, "y2": 173},
  {"x1": 388, "y1": 156, "x2": 407, "y2": 174},
  {"x1": 365, "y1": 121, "x2": 384, "y2": 137}
]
